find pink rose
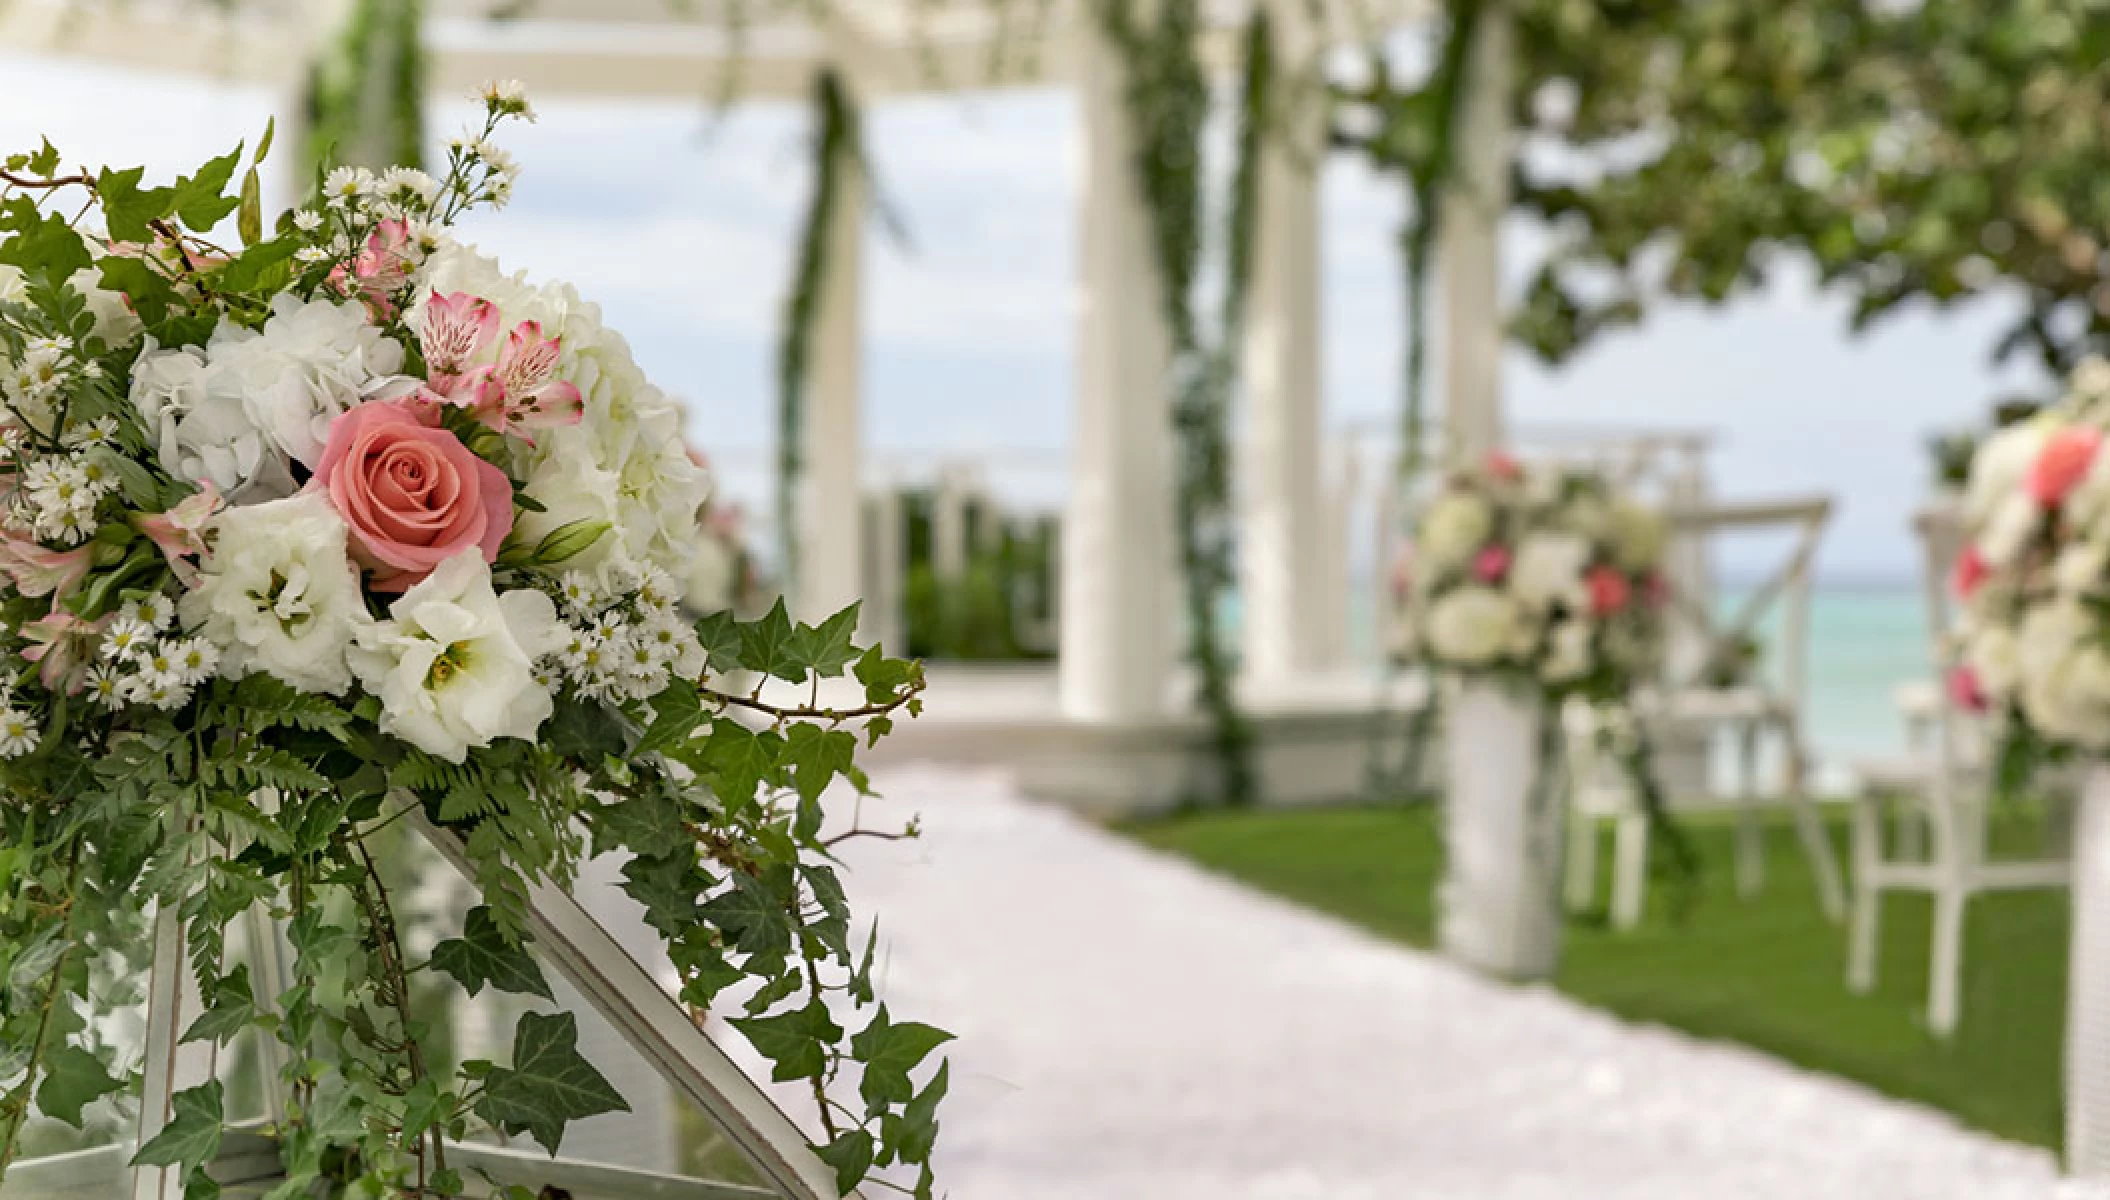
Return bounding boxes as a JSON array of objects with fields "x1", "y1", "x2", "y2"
[
  {"x1": 2028, "y1": 427, "x2": 2101, "y2": 506},
  {"x1": 1471, "y1": 544, "x2": 1512, "y2": 583},
  {"x1": 1952, "y1": 545, "x2": 1989, "y2": 600},
  {"x1": 315, "y1": 401, "x2": 514, "y2": 591},
  {"x1": 1587, "y1": 565, "x2": 1633, "y2": 616}
]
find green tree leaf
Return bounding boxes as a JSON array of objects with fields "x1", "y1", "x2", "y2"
[
  {"x1": 476, "y1": 1012, "x2": 630, "y2": 1156},
  {"x1": 36, "y1": 1045, "x2": 122, "y2": 1128},
  {"x1": 430, "y1": 906, "x2": 553, "y2": 1001}
]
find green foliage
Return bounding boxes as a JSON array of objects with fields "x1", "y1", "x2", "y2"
[
  {"x1": 473, "y1": 1011, "x2": 629, "y2": 1156},
  {"x1": 429, "y1": 906, "x2": 553, "y2": 1001}
]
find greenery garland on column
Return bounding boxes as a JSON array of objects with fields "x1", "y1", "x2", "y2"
[
  {"x1": 775, "y1": 68, "x2": 863, "y2": 595},
  {"x1": 303, "y1": 0, "x2": 426, "y2": 176},
  {"x1": 1091, "y1": 1, "x2": 1273, "y2": 808}
]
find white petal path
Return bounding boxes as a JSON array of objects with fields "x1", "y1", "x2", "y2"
[{"x1": 806, "y1": 766, "x2": 2105, "y2": 1200}]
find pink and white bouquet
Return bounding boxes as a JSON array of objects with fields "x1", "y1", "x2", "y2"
[
  {"x1": 0, "y1": 85, "x2": 942, "y2": 1198},
  {"x1": 1954, "y1": 359, "x2": 2110, "y2": 754},
  {"x1": 1396, "y1": 452, "x2": 1669, "y2": 699}
]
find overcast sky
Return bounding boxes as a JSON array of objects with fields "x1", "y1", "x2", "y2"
[{"x1": 0, "y1": 49, "x2": 2050, "y2": 581}]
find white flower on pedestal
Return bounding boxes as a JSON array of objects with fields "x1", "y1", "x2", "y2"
[
  {"x1": 350, "y1": 552, "x2": 561, "y2": 762},
  {"x1": 1964, "y1": 624, "x2": 2022, "y2": 701},
  {"x1": 1510, "y1": 532, "x2": 1592, "y2": 612},
  {"x1": 1977, "y1": 492, "x2": 2041, "y2": 569},
  {"x1": 1418, "y1": 493, "x2": 1493, "y2": 575},
  {"x1": 1542, "y1": 619, "x2": 1593, "y2": 684},
  {"x1": 1426, "y1": 586, "x2": 1520, "y2": 668},
  {"x1": 1965, "y1": 420, "x2": 2050, "y2": 527}
]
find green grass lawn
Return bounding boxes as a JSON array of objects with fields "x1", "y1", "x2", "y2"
[{"x1": 1124, "y1": 803, "x2": 2071, "y2": 1151}]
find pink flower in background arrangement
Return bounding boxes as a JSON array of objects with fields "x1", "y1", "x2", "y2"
[
  {"x1": 1642, "y1": 570, "x2": 1670, "y2": 609},
  {"x1": 314, "y1": 401, "x2": 514, "y2": 591},
  {"x1": 1586, "y1": 565, "x2": 1632, "y2": 616},
  {"x1": 1947, "y1": 663, "x2": 1988, "y2": 714},
  {"x1": 1472, "y1": 544, "x2": 1512, "y2": 583},
  {"x1": 1485, "y1": 451, "x2": 1524, "y2": 483},
  {"x1": 1952, "y1": 545, "x2": 1990, "y2": 599},
  {"x1": 2027, "y1": 426, "x2": 2101, "y2": 506}
]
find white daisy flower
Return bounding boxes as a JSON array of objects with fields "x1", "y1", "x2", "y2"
[{"x1": 0, "y1": 709, "x2": 38, "y2": 757}]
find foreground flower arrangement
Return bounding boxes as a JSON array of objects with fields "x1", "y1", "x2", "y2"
[
  {"x1": 1954, "y1": 359, "x2": 2110, "y2": 766},
  {"x1": 1396, "y1": 452, "x2": 1669, "y2": 701},
  {"x1": 0, "y1": 89, "x2": 943, "y2": 1197}
]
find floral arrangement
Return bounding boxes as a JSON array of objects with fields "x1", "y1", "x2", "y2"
[
  {"x1": 1953, "y1": 359, "x2": 2110, "y2": 762},
  {"x1": 0, "y1": 86, "x2": 943, "y2": 1198},
  {"x1": 1395, "y1": 452, "x2": 1669, "y2": 700}
]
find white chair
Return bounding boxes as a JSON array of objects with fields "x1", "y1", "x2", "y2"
[
  {"x1": 1565, "y1": 494, "x2": 1847, "y2": 929},
  {"x1": 1846, "y1": 499, "x2": 2070, "y2": 1036}
]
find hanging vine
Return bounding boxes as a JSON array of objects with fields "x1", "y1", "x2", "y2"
[
  {"x1": 775, "y1": 68, "x2": 864, "y2": 594},
  {"x1": 302, "y1": 0, "x2": 426, "y2": 177},
  {"x1": 1091, "y1": 0, "x2": 1273, "y2": 807}
]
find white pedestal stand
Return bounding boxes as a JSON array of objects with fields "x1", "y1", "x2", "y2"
[
  {"x1": 2068, "y1": 766, "x2": 2110, "y2": 1175},
  {"x1": 1439, "y1": 678, "x2": 1564, "y2": 981}
]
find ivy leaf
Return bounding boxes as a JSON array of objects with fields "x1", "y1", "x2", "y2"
[
  {"x1": 795, "y1": 603, "x2": 862, "y2": 678},
  {"x1": 815, "y1": 1128, "x2": 875, "y2": 1195},
  {"x1": 545, "y1": 695, "x2": 627, "y2": 763},
  {"x1": 701, "y1": 866, "x2": 795, "y2": 960},
  {"x1": 852, "y1": 1006, "x2": 954, "y2": 1113},
  {"x1": 36, "y1": 1045, "x2": 122, "y2": 1127},
  {"x1": 171, "y1": 146, "x2": 243, "y2": 231},
  {"x1": 698, "y1": 721, "x2": 781, "y2": 809},
  {"x1": 729, "y1": 998, "x2": 841, "y2": 1083},
  {"x1": 97, "y1": 255, "x2": 178, "y2": 327},
  {"x1": 586, "y1": 786, "x2": 685, "y2": 858},
  {"x1": 0, "y1": 197, "x2": 90, "y2": 285},
  {"x1": 131, "y1": 1080, "x2": 224, "y2": 1172},
  {"x1": 182, "y1": 965, "x2": 256, "y2": 1046},
  {"x1": 95, "y1": 165, "x2": 175, "y2": 243},
  {"x1": 430, "y1": 906, "x2": 553, "y2": 1001},
  {"x1": 884, "y1": 1060, "x2": 948, "y2": 1166},
  {"x1": 620, "y1": 852, "x2": 704, "y2": 937},
  {"x1": 692, "y1": 609, "x2": 743, "y2": 670},
  {"x1": 476, "y1": 1012, "x2": 629, "y2": 1156},
  {"x1": 854, "y1": 645, "x2": 918, "y2": 706},
  {"x1": 212, "y1": 238, "x2": 299, "y2": 293},
  {"x1": 783, "y1": 723, "x2": 858, "y2": 810},
  {"x1": 634, "y1": 679, "x2": 705, "y2": 759},
  {"x1": 740, "y1": 598, "x2": 807, "y2": 684}
]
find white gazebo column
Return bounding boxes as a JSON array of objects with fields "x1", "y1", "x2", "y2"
[
  {"x1": 1438, "y1": 1, "x2": 1514, "y2": 461},
  {"x1": 1239, "y1": 6, "x2": 1328, "y2": 685},
  {"x1": 1060, "y1": 16, "x2": 1176, "y2": 723},
  {"x1": 795, "y1": 96, "x2": 868, "y2": 627}
]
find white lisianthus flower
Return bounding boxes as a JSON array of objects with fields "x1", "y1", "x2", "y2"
[
  {"x1": 1977, "y1": 492, "x2": 2041, "y2": 569},
  {"x1": 1510, "y1": 532, "x2": 1592, "y2": 611},
  {"x1": 67, "y1": 266, "x2": 142, "y2": 348},
  {"x1": 208, "y1": 292, "x2": 404, "y2": 469},
  {"x1": 515, "y1": 437, "x2": 625, "y2": 571},
  {"x1": 1425, "y1": 586, "x2": 1519, "y2": 667},
  {"x1": 1417, "y1": 493, "x2": 1493, "y2": 575},
  {"x1": 180, "y1": 493, "x2": 371, "y2": 694},
  {"x1": 350, "y1": 552, "x2": 561, "y2": 763},
  {"x1": 1542, "y1": 619, "x2": 1594, "y2": 684},
  {"x1": 1964, "y1": 420, "x2": 2050, "y2": 527}
]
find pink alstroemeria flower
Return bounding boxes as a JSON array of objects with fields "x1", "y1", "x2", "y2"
[
  {"x1": 0, "y1": 536, "x2": 92, "y2": 600},
  {"x1": 135, "y1": 482, "x2": 222, "y2": 586},
  {"x1": 21, "y1": 612, "x2": 106, "y2": 694},
  {"x1": 483, "y1": 320, "x2": 584, "y2": 438},
  {"x1": 332, "y1": 219, "x2": 415, "y2": 317},
  {"x1": 419, "y1": 290, "x2": 502, "y2": 390},
  {"x1": 1947, "y1": 663, "x2": 1988, "y2": 714}
]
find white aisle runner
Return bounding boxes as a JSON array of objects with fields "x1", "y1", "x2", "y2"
[{"x1": 792, "y1": 766, "x2": 2100, "y2": 1200}]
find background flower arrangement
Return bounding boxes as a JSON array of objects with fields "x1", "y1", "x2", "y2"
[
  {"x1": 1954, "y1": 360, "x2": 2110, "y2": 780},
  {"x1": 1396, "y1": 452, "x2": 1670, "y2": 702},
  {"x1": 0, "y1": 85, "x2": 944, "y2": 1198}
]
